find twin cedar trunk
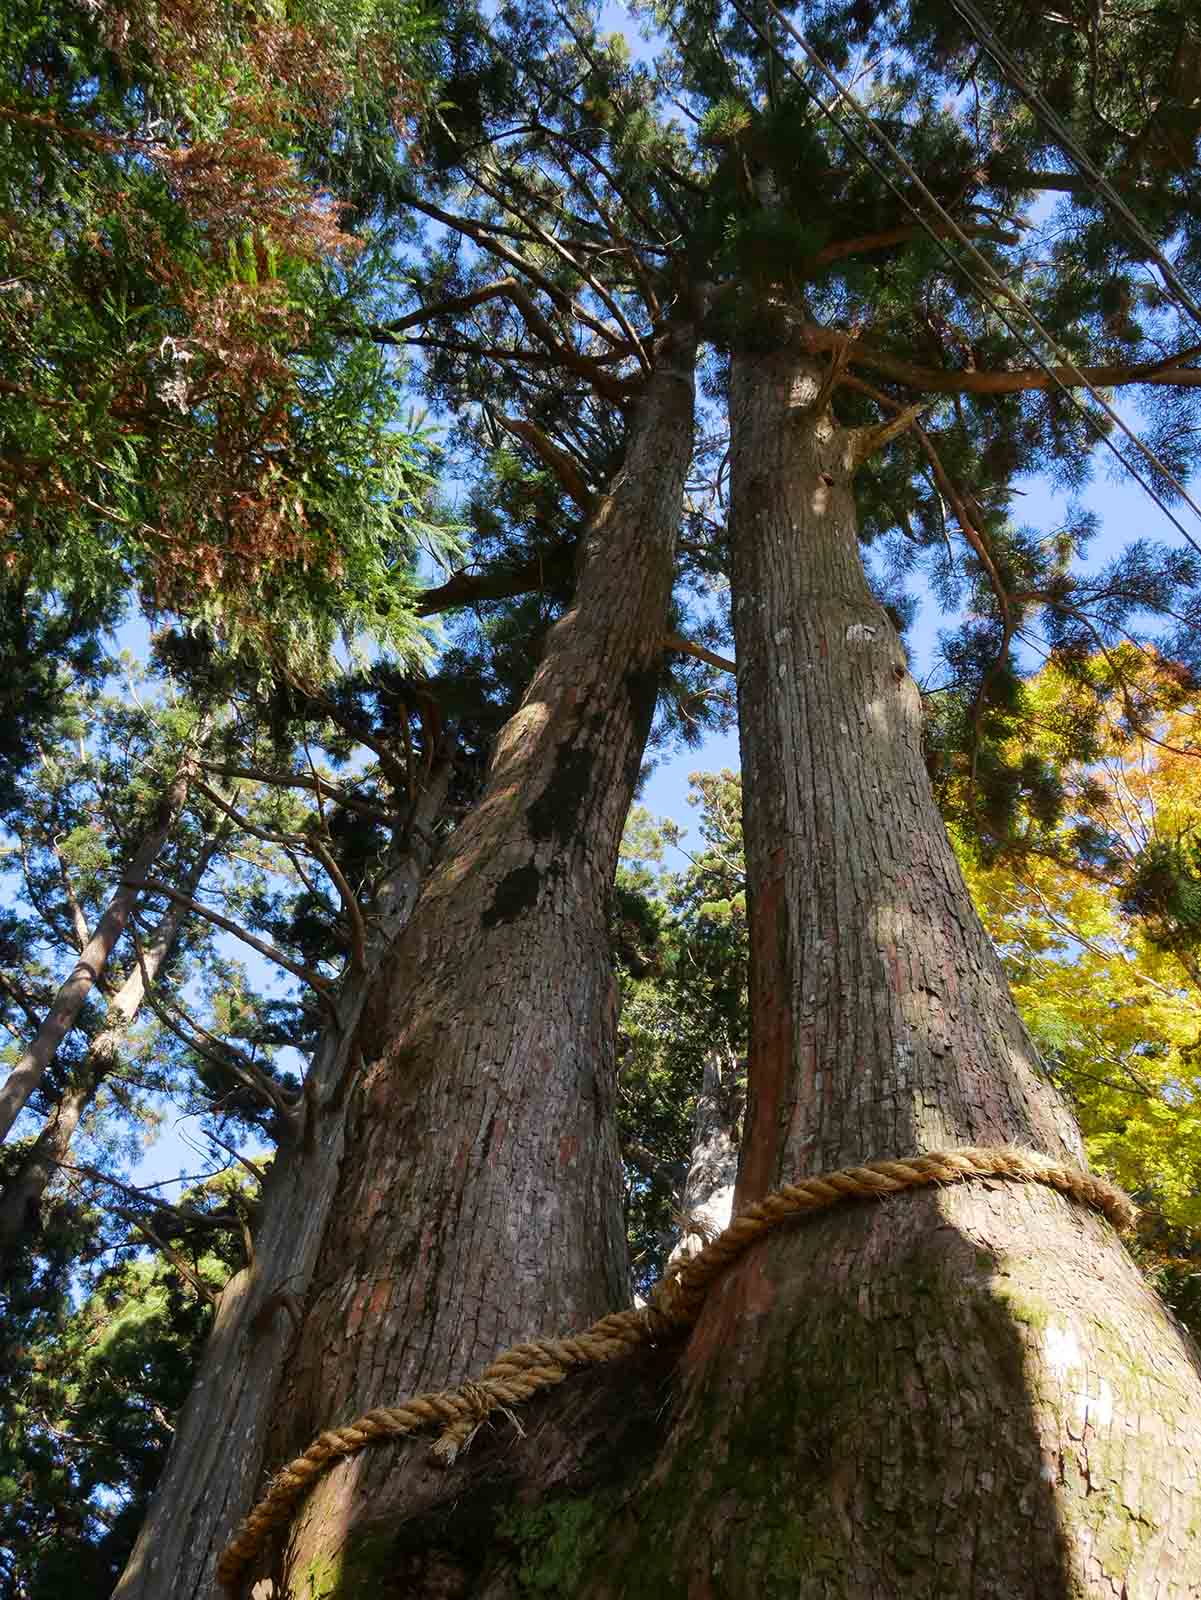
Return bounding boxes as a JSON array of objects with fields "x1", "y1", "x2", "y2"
[
  {"x1": 115, "y1": 330, "x2": 698, "y2": 1599},
  {"x1": 600, "y1": 347, "x2": 1201, "y2": 1595},
  {"x1": 123, "y1": 335, "x2": 1201, "y2": 1597}
]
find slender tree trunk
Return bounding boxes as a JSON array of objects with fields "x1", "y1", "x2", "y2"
[
  {"x1": 666, "y1": 1047, "x2": 742, "y2": 1270},
  {"x1": 0, "y1": 836, "x2": 221, "y2": 1255},
  {"x1": 0, "y1": 746, "x2": 200, "y2": 1142},
  {"x1": 586, "y1": 344, "x2": 1201, "y2": 1596},
  {"x1": 116, "y1": 325, "x2": 698, "y2": 1600}
]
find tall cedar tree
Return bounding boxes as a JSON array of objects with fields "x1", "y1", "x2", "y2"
[
  {"x1": 115, "y1": 4, "x2": 721, "y2": 1592},
  {"x1": 117, "y1": 0, "x2": 1201, "y2": 1594}
]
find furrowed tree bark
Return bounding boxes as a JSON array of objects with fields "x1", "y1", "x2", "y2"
[
  {"x1": 0, "y1": 834, "x2": 221, "y2": 1258},
  {"x1": 113, "y1": 755, "x2": 453, "y2": 1600},
  {"x1": 116, "y1": 324, "x2": 697, "y2": 1600},
  {"x1": 378, "y1": 339, "x2": 1200, "y2": 1599},
  {"x1": 123, "y1": 338, "x2": 1201, "y2": 1599},
  {"x1": 263, "y1": 326, "x2": 697, "y2": 1596},
  {"x1": 585, "y1": 343, "x2": 1201, "y2": 1596},
  {"x1": 0, "y1": 740, "x2": 202, "y2": 1142}
]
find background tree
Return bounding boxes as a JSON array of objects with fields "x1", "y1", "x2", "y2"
[{"x1": 0, "y1": 1171, "x2": 250, "y2": 1600}]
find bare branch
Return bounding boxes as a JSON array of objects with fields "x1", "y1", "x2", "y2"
[
  {"x1": 416, "y1": 543, "x2": 576, "y2": 617},
  {"x1": 196, "y1": 762, "x2": 396, "y2": 826},
  {"x1": 306, "y1": 836, "x2": 367, "y2": 975},
  {"x1": 349, "y1": 230, "x2": 637, "y2": 402},
  {"x1": 807, "y1": 324, "x2": 1201, "y2": 395},
  {"x1": 59, "y1": 1161, "x2": 245, "y2": 1231},
  {"x1": 493, "y1": 413, "x2": 593, "y2": 511},
  {"x1": 128, "y1": 922, "x2": 301, "y2": 1130},
  {"x1": 664, "y1": 631, "x2": 737, "y2": 676}
]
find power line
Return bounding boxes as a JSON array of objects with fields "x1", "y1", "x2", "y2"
[
  {"x1": 732, "y1": 0, "x2": 1201, "y2": 559},
  {"x1": 948, "y1": 0, "x2": 1201, "y2": 335},
  {"x1": 760, "y1": 0, "x2": 1201, "y2": 547}
]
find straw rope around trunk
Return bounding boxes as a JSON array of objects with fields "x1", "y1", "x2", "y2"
[{"x1": 216, "y1": 1144, "x2": 1134, "y2": 1592}]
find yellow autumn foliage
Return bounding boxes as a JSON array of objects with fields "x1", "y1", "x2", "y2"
[{"x1": 954, "y1": 656, "x2": 1201, "y2": 1230}]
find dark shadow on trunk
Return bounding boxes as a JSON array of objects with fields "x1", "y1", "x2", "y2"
[{"x1": 238, "y1": 1178, "x2": 1201, "y2": 1600}]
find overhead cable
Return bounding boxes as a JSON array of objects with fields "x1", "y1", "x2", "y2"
[
  {"x1": 733, "y1": 0, "x2": 1201, "y2": 557},
  {"x1": 948, "y1": 0, "x2": 1201, "y2": 334}
]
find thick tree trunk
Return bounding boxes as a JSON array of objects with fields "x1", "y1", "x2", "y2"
[
  {"x1": 589, "y1": 344, "x2": 1201, "y2": 1596},
  {"x1": 0, "y1": 749, "x2": 198, "y2": 1142},
  {"x1": 116, "y1": 327, "x2": 697, "y2": 1600},
  {"x1": 133, "y1": 340, "x2": 1201, "y2": 1599},
  {"x1": 113, "y1": 757, "x2": 452, "y2": 1600},
  {"x1": 0, "y1": 837, "x2": 220, "y2": 1255},
  {"x1": 318, "y1": 338, "x2": 1201, "y2": 1600}
]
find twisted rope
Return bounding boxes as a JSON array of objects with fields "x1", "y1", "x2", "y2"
[{"x1": 217, "y1": 1143, "x2": 1133, "y2": 1592}]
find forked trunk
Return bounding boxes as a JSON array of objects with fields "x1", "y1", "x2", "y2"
[
  {"x1": 589, "y1": 343, "x2": 1201, "y2": 1595},
  {"x1": 139, "y1": 341, "x2": 1201, "y2": 1600},
  {"x1": 117, "y1": 326, "x2": 697, "y2": 1600}
]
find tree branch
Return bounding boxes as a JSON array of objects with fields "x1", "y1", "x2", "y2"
[
  {"x1": 192, "y1": 779, "x2": 367, "y2": 974},
  {"x1": 0, "y1": 972, "x2": 50, "y2": 1031},
  {"x1": 806, "y1": 325, "x2": 1201, "y2": 395},
  {"x1": 664, "y1": 631, "x2": 737, "y2": 676},
  {"x1": 196, "y1": 762, "x2": 396, "y2": 826},
  {"x1": 416, "y1": 543, "x2": 576, "y2": 616},
  {"x1": 493, "y1": 414, "x2": 593, "y2": 511},
  {"x1": 305, "y1": 836, "x2": 367, "y2": 975},
  {"x1": 808, "y1": 220, "x2": 1020, "y2": 269},
  {"x1": 349, "y1": 256, "x2": 637, "y2": 404},
  {"x1": 845, "y1": 401, "x2": 928, "y2": 467},
  {"x1": 122, "y1": 878, "x2": 335, "y2": 1002},
  {"x1": 60, "y1": 1161, "x2": 246, "y2": 1231},
  {"x1": 51, "y1": 838, "x2": 90, "y2": 951},
  {"x1": 113, "y1": 1208, "x2": 217, "y2": 1304},
  {"x1": 128, "y1": 921, "x2": 302, "y2": 1130}
]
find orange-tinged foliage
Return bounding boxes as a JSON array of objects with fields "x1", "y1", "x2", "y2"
[
  {"x1": 1, "y1": 0, "x2": 441, "y2": 656},
  {"x1": 955, "y1": 657, "x2": 1201, "y2": 1237}
]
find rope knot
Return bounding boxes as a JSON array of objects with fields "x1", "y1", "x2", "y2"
[{"x1": 430, "y1": 1380, "x2": 497, "y2": 1467}]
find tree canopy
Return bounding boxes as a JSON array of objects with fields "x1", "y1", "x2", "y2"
[{"x1": 3, "y1": 0, "x2": 1201, "y2": 1590}]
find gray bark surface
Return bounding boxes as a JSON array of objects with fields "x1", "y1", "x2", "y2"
[
  {"x1": 666, "y1": 1048, "x2": 742, "y2": 1270},
  {"x1": 116, "y1": 326, "x2": 697, "y2": 1600}
]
